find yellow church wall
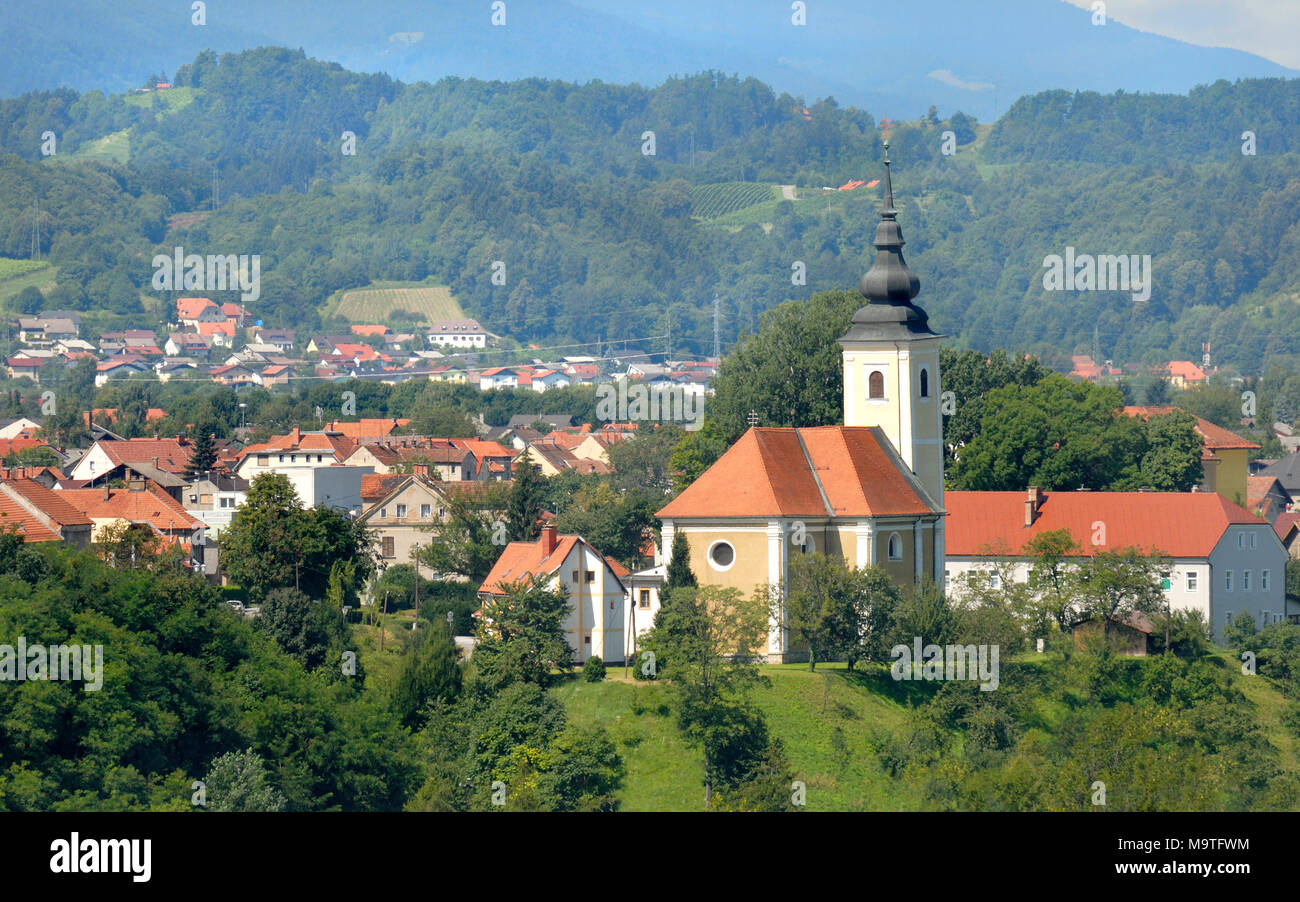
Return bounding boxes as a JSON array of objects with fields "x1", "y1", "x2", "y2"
[
  {"x1": 679, "y1": 527, "x2": 772, "y2": 599},
  {"x1": 1216, "y1": 448, "x2": 1249, "y2": 508}
]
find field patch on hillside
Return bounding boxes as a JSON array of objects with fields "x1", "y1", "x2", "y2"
[
  {"x1": 690, "y1": 181, "x2": 781, "y2": 219},
  {"x1": 330, "y1": 282, "x2": 465, "y2": 325}
]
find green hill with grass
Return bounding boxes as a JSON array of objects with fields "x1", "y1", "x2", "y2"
[{"x1": 553, "y1": 650, "x2": 1300, "y2": 811}]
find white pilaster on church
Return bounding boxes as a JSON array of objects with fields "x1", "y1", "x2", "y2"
[
  {"x1": 766, "y1": 521, "x2": 787, "y2": 656},
  {"x1": 661, "y1": 521, "x2": 675, "y2": 567},
  {"x1": 913, "y1": 520, "x2": 924, "y2": 584},
  {"x1": 934, "y1": 518, "x2": 945, "y2": 585},
  {"x1": 855, "y1": 520, "x2": 875, "y2": 569},
  {"x1": 897, "y1": 347, "x2": 914, "y2": 472}
]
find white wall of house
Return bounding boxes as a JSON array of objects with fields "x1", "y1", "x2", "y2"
[
  {"x1": 69, "y1": 444, "x2": 117, "y2": 481},
  {"x1": 247, "y1": 464, "x2": 373, "y2": 512},
  {"x1": 553, "y1": 542, "x2": 627, "y2": 664},
  {"x1": 947, "y1": 556, "x2": 1212, "y2": 622},
  {"x1": 624, "y1": 565, "x2": 664, "y2": 663}
]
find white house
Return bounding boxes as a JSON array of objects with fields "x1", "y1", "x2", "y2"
[
  {"x1": 530, "y1": 369, "x2": 571, "y2": 392},
  {"x1": 624, "y1": 563, "x2": 665, "y2": 659},
  {"x1": 427, "y1": 318, "x2": 487, "y2": 349},
  {"x1": 945, "y1": 489, "x2": 1293, "y2": 638},
  {"x1": 478, "y1": 525, "x2": 631, "y2": 663}
]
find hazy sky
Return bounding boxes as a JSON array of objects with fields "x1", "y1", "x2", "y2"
[{"x1": 1063, "y1": 0, "x2": 1300, "y2": 68}]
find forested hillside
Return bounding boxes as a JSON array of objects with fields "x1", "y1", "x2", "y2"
[{"x1": 2, "y1": 48, "x2": 1300, "y2": 373}]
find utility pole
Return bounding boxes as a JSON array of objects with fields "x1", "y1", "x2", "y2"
[
  {"x1": 30, "y1": 198, "x2": 40, "y2": 260},
  {"x1": 712, "y1": 294, "x2": 721, "y2": 361},
  {"x1": 412, "y1": 542, "x2": 420, "y2": 630}
]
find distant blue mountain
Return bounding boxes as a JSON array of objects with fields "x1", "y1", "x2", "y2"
[{"x1": 3, "y1": 0, "x2": 1295, "y2": 117}]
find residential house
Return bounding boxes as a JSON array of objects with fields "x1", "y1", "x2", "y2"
[
  {"x1": 451, "y1": 439, "x2": 514, "y2": 479},
  {"x1": 254, "y1": 329, "x2": 295, "y2": 353},
  {"x1": 94, "y1": 357, "x2": 150, "y2": 387},
  {"x1": 1163, "y1": 361, "x2": 1208, "y2": 388},
  {"x1": 1260, "y1": 452, "x2": 1300, "y2": 498},
  {"x1": 477, "y1": 366, "x2": 532, "y2": 391},
  {"x1": 6, "y1": 356, "x2": 46, "y2": 383},
  {"x1": 260, "y1": 364, "x2": 290, "y2": 388},
  {"x1": 1247, "y1": 475, "x2": 1292, "y2": 523},
  {"x1": 945, "y1": 488, "x2": 1293, "y2": 636},
  {"x1": 208, "y1": 364, "x2": 259, "y2": 388},
  {"x1": 176, "y1": 297, "x2": 218, "y2": 327},
  {"x1": 427, "y1": 318, "x2": 487, "y2": 349},
  {"x1": 166, "y1": 333, "x2": 212, "y2": 357},
  {"x1": 221, "y1": 303, "x2": 251, "y2": 326},
  {"x1": 158, "y1": 361, "x2": 200, "y2": 383},
  {"x1": 0, "y1": 418, "x2": 42, "y2": 440},
  {"x1": 197, "y1": 320, "x2": 236, "y2": 348},
  {"x1": 1124, "y1": 406, "x2": 1259, "y2": 507},
  {"x1": 18, "y1": 316, "x2": 78, "y2": 347},
  {"x1": 53, "y1": 339, "x2": 97, "y2": 356},
  {"x1": 478, "y1": 524, "x2": 630, "y2": 663},
  {"x1": 59, "y1": 483, "x2": 206, "y2": 557},
  {"x1": 324, "y1": 419, "x2": 411, "y2": 442},
  {"x1": 70, "y1": 437, "x2": 194, "y2": 483},
  {"x1": 359, "y1": 466, "x2": 485, "y2": 566},
  {"x1": 624, "y1": 563, "x2": 666, "y2": 655},
  {"x1": 507, "y1": 414, "x2": 577, "y2": 431},
  {"x1": 1273, "y1": 512, "x2": 1300, "y2": 559},
  {"x1": 344, "y1": 440, "x2": 474, "y2": 480},
  {"x1": 0, "y1": 476, "x2": 93, "y2": 547},
  {"x1": 235, "y1": 428, "x2": 369, "y2": 510},
  {"x1": 529, "y1": 369, "x2": 571, "y2": 392}
]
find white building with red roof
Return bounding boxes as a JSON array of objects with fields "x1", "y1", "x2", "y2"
[
  {"x1": 478, "y1": 524, "x2": 631, "y2": 664},
  {"x1": 945, "y1": 488, "x2": 1292, "y2": 635}
]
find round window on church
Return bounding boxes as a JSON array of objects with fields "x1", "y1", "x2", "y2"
[{"x1": 708, "y1": 540, "x2": 736, "y2": 571}]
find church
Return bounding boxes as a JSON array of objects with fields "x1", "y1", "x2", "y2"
[{"x1": 657, "y1": 141, "x2": 946, "y2": 661}]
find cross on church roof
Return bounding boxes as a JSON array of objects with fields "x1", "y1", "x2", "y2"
[{"x1": 878, "y1": 117, "x2": 893, "y2": 142}]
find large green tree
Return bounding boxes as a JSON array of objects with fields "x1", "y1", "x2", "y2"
[
  {"x1": 220, "y1": 472, "x2": 375, "y2": 601},
  {"x1": 709, "y1": 290, "x2": 860, "y2": 441},
  {"x1": 473, "y1": 575, "x2": 573, "y2": 690},
  {"x1": 949, "y1": 374, "x2": 1201, "y2": 492},
  {"x1": 640, "y1": 584, "x2": 770, "y2": 805}
]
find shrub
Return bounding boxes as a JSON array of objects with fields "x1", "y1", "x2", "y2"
[{"x1": 583, "y1": 655, "x2": 606, "y2": 682}]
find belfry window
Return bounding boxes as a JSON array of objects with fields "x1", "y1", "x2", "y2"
[
  {"x1": 919, "y1": 368, "x2": 930, "y2": 398},
  {"x1": 868, "y1": 370, "x2": 885, "y2": 399}
]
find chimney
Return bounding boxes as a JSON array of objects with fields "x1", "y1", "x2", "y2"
[
  {"x1": 540, "y1": 523, "x2": 557, "y2": 555},
  {"x1": 1025, "y1": 486, "x2": 1042, "y2": 527},
  {"x1": 103, "y1": 483, "x2": 111, "y2": 501},
  {"x1": 152, "y1": 457, "x2": 159, "y2": 470},
  {"x1": 412, "y1": 464, "x2": 429, "y2": 479}
]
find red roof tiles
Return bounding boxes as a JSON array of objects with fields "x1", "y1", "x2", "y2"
[
  {"x1": 946, "y1": 490, "x2": 1263, "y2": 558},
  {"x1": 658, "y1": 426, "x2": 936, "y2": 520}
]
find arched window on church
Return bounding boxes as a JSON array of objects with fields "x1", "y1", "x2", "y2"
[
  {"x1": 887, "y1": 533, "x2": 902, "y2": 561},
  {"x1": 919, "y1": 368, "x2": 930, "y2": 398},
  {"x1": 868, "y1": 370, "x2": 885, "y2": 399}
]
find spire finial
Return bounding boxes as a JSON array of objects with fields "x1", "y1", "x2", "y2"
[{"x1": 881, "y1": 139, "x2": 896, "y2": 220}]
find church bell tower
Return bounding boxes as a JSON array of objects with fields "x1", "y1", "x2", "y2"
[{"x1": 838, "y1": 138, "x2": 944, "y2": 513}]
